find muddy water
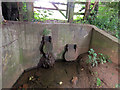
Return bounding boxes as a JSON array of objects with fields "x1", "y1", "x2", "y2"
[
  {"x1": 12, "y1": 54, "x2": 118, "y2": 88},
  {"x1": 13, "y1": 54, "x2": 94, "y2": 88}
]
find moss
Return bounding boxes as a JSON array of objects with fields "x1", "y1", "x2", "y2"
[{"x1": 42, "y1": 28, "x2": 51, "y2": 35}]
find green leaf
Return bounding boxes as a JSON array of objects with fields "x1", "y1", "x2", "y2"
[
  {"x1": 108, "y1": 59, "x2": 112, "y2": 63},
  {"x1": 97, "y1": 78, "x2": 101, "y2": 86},
  {"x1": 94, "y1": 53, "x2": 97, "y2": 56},
  {"x1": 115, "y1": 84, "x2": 120, "y2": 88},
  {"x1": 44, "y1": 10, "x2": 47, "y2": 13},
  {"x1": 48, "y1": 13, "x2": 52, "y2": 15},
  {"x1": 103, "y1": 60, "x2": 106, "y2": 63},
  {"x1": 88, "y1": 55, "x2": 92, "y2": 59},
  {"x1": 42, "y1": 28, "x2": 50, "y2": 35}
]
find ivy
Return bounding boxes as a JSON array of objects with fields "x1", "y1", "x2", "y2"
[{"x1": 76, "y1": 2, "x2": 119, "y2": 39}]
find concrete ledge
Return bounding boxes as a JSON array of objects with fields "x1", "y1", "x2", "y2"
[{"x1": 90, "y1": 24, "x2": 119, "y2": 44}]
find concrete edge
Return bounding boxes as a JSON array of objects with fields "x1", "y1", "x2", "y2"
[
  {"x1": 88, "y1": 24, "x2": 119, "y2": 44},
  {"x1": 3, "y1": 21, "x2": 119, "y2": 44}
]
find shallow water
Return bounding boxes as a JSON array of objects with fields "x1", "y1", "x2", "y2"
[
  {"x1": 13, "y1": 54, "x2": 118, "y2": 88},
  {"x1": 13, "y1": 55, "x2": 92, "y2": 88}
]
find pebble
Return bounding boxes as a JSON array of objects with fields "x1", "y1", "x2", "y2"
[
  {"x1": 59, "y1": 81, "x2": 63, "y2": 85},
  {"x1": 81, "y1": 68, "x2": 84, "y2": 71},
  {"x1": 29, "y1": 76, "x2": 34, "y2": 81}
]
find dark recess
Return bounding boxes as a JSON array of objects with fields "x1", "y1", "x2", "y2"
[{"x1": 2, "y1": 2, "x2": 19, "y2": 21}]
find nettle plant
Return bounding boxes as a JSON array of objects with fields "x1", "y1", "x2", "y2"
[{"x1": 87, "y1": 49, "x2": 112, "y2": 67}]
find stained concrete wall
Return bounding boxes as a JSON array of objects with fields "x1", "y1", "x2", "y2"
[
  {"x1": 0, "y1": 1, "x2": 2, "y2": 90},
  {"x1": 2, "y1": 21, "x2": 119, "y2": 88},
  {"x1": 2, "y1": 21, "x2": 92, "y2": 88},
  {"x1": 90, "y1": 26, "x2": 119, "y2": 65}
]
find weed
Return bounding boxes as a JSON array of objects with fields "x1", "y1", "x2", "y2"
[
  {"x1": 115, "y1": 84, "x2": 120, "y2": 88},
  {"x1": 87, "y1": 49, "x2": 98, "y2": 67},
  {"x1": 97, "y1": 78, "x2": 102, "y2": 86},
  {"x1": 42, "y1": 28, "x2": 50, "y2": 35},
  {"x1": 95, "y1": 72, "x2": 98, "y2": 75},
  {"x1": 87, "y1": 49, "x2": 112, "y2": 67},
  {"x1": 98, "y1": 53, "x2": 112, "y2": 64}
]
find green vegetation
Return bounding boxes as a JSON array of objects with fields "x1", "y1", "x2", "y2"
[
  {"x1": 22, "y1": 2, "x2": 28, "y2": 20},
  {"x1": 97, "y1": 78, "x2": 102, "y2": 86},
  {"x1": 95, "y1": 72, "x2": 98, "y2": 75},
  {"x1": 93, "y1": 72, "x2": 102, "y2": 87},
  {"x1": 34, "y1": 10, "x2": 53, "y2": 22},
  {"x1": 87, "y1": 49, "x2": 98, "y2": 67},
  {"x1": 87, "y1": 49, "x2": 112, "y2": 67},
  {"x1": 112, "y1": 73, "x2": 114, "y2": 75},
  {"x1": 115, "y1": 84, "x2": 120, "y2": 88},
  {"x1": 22, "y1": 3, "x2": 53, "y2": 21},
  {"x1": 22, "y1": 2, "x2": 119, "y2": 39},
  {"x1": 22, "y1": 2, "x2": 27, "y2": 12},
  {"x1": 98, "y1": 53, "x2": 112, "y2": 64},
  {"x1": 76, "y1": 2, "x2": 119, "y2": 39},
  {"x1": 42, "y1": 28, "x2": 50, "y2": 35}
]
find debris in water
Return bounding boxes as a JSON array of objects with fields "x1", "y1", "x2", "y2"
[
  {"x1": 81, "y1": 68, "x2": 84, "y2": 71},
  {"x1": 71, "y1": 76, "x2": 78, "y2": 85},
  {"x1": 29, "y1": 76, "x2": 34, "y2": 81},
  {"x1": 59, "y1": 81, "x2": 63, "y2": 85}
]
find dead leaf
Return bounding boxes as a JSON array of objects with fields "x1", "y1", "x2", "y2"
[{"x1": 71, "y1": 76, "x2": 78, "y2": 85}]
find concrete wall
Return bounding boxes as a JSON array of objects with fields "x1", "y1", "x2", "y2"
[
  {"x1": 90, "y1": 26, "x2": 119, "y2": 65},
  {"x1": 2, "y1": 21, "x2": 92, "y2": 88},
  {"x1": 0, "y1": 1, "x2": 3, "y2": 90},
  {"x1": 2, "y1": 21, "x2": 119, "y2": 88}
]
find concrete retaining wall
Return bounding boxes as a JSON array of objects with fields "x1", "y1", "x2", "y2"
[
  {"x1": 0, "y1": 2, "x2": 2, "y2": 90},
  {"x1": 2, "y1": 21, "x2": 119, "y2": 88},
  {"x1": 90, "y1": 26, "x2": 119, "y2": 65},
  {"x1": 2, "y1": 21, "x2": 92, "y2": 88}
]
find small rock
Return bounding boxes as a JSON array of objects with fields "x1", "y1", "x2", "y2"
[
  {"x1": 81, "y1": 68, "x2": 84, "y2": 71},
  {"x1": 59, "y1": 81, "x2": 63, "y2": 85},
  {"x1": 29, "y1": 76, "x2": 34, "y2": 81}
]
